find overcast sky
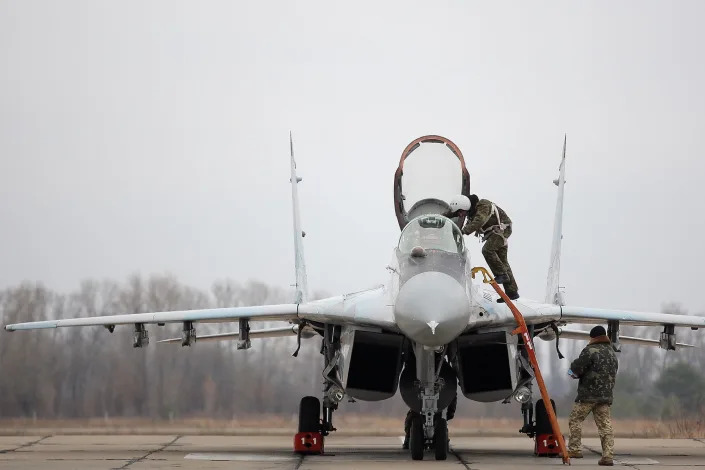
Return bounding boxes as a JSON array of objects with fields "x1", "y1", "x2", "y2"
[{"x1": 1, "y1": 1, "x2": 704, "y2": 316}]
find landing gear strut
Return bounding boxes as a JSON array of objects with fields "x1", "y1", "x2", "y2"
[
  {"x1": 409, "y1": 343, "x2": 448, "y2": 461},
  {"x1": 321, "y1": 324, "x2": 342, "y2": 436}
]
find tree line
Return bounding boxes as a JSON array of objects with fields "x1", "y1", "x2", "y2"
[{"x1": 0, "y1": 277, "x2": 703, "y2": 421}]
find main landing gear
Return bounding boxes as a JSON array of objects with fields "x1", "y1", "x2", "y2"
[
  {"x1": 294, "y1": 325, "x2": 342, "y2": 455},
  {"x1": 294, "y1": 396, "x2": 325, "y2": 455},
  {"x1": 293, "y1": 392, "x2": 340, "y2": 455}
]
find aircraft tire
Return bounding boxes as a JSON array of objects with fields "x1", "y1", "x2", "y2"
[
  {"x1": 298, "y1": 396, "x2": 320, "y2": 432},
  {"x1": 535, "y1": 398, "x2": 557, "y2": 435},
  {"x1": 434, "y1": 418, "x2": 448, "y2": 460},
  {"x1": 409, "y1": 414, "x2": 424, "y2": 460}
]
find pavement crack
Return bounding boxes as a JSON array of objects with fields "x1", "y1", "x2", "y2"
[
  {"x1": 112, "y1": 435, "x2": 181, "y2": 470},
  {"x1": 450, "y1": 447, "x2": 475, "y2": 470},
  {"x1": 584, "y1": 444, "x2": 602, "y2": 456},
  {"x1": 693, "y1": 438, "x2": 705, "y2": 446},
  {"x1": 292, "y1": 453, "x2": 305, "y2": 469},
  {"x1": 0, "y1": 435, "x2": 51, "y2": 454},
  {"x1": 584, "y1": 445, "x2": 638, "y2": 469}
]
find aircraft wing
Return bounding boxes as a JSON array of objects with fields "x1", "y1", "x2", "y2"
[
  {"x1": 4, "y1": 287, "x2": 397, "y2": 333},
  {"x1": 482, "y1": 297, "x2": 705, "y2": 330},
  {"x1": 557, "y1": 305, "x2": 705, "y2": 329},
  {"x1": 4, "y1": 304, "x2": 299, "y2": 331}
]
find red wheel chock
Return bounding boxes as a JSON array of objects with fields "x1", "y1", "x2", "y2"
[
  {"x1": 535, "y1": 433, "x2": 561, "y2": 457},
  {"x1": 294, "y1": 432, "x2": 324, "y2": 454}
]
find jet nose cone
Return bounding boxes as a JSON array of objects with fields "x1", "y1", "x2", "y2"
[{"x1": 394, "y1": 271, "x2": 470, "y2": 346}]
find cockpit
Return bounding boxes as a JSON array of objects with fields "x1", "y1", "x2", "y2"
[{"x1": 398, "y1": 215, "x2": 465, "y2": 255}]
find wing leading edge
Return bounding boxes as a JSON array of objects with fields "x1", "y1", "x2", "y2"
[
  {"x1": 498, "y1": 299, "x2": 705, "y2": 329},
  {"x1": 4, "y1": 304, "x2": 299, "y2": 331},
  {"x1": 558, "y1": 305, "x2": 705, "y2": 329},
  {"x1": 5, "y1": 287, "x2": 398, "y2": 333}
]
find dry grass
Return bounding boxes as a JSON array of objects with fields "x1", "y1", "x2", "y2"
[{"x1": 0, "y1": 416, "x2": 702, "y2": 438}]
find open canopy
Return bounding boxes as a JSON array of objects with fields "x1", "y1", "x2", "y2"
[{"x1": 393, "y1": 135, "x2": 471, "y2": 230}]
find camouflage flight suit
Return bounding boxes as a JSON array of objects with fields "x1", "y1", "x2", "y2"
[
  {"x1": 461, "y1": 199, "x2": 519, "y2": 296},
  {"x1": 568, "y1": 336, "x2": 619, "y2": 459}
]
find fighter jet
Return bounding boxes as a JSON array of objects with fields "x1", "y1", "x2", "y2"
[{"x1": 5, "y1": 134, "x2": 704, "y2": 461}]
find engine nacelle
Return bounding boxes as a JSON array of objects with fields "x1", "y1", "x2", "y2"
[
  {"x1": 454, "y1": 331, "x2": 518, "y2": 402},
  {"x1": 339, "y1": 328, "x2": 405, "y2": 401}
]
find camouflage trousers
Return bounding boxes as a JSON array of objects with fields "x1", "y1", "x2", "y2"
[
  {"x1": 481, "y1": 226, "x2": 519, "y2": 296},
  {"x1": 568, "y1": 402, "x2": 614, "y2": 458}
]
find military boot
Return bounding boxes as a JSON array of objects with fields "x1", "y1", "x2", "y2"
[
  {"x1": 598, "y1": 457, "x2": 614, "y2": 466},
  {"x1": 496, "y1": 292, "x2": 520, "y2": 303}
]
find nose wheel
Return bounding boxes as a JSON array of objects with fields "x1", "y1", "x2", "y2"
[
  {"x1": 434, "y1": 418, "x2": 448, "y2": 461},
  {"x1": 408, "y1": 414, "x2": 448, "y2": 460},
  {"x1": 409, "y1": 414, "x2": 424, "y2": 460}
]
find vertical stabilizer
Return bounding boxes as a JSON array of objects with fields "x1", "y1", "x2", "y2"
[
  {"x1": 290, "y1": 132, "x2": 309, "y2": 304},
  {"x1": 545, "y1": 135, "x2": 567, "y2": 305}
]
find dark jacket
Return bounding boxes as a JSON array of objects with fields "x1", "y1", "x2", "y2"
[
  {"x1": 570, "y1": 336, "x2": 619, "y2": 404},
  {"x1": 462, "y1": 199, "x2": 512, "y2": 235}
]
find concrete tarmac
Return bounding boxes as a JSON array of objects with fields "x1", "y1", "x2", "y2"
[{"x1": 1, "y1": 434, "x2": 704, "y2": 469}]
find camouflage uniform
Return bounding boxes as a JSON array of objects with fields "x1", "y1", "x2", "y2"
[
  {"x1": 567, "y1": 336, "x2": 619, "y2": 459},
  {"x1": 461, "y1": 199, "x2": 519, "y2": 296}
]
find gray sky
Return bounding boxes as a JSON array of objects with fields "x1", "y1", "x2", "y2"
[{"x1": 2, "y1": 1, "x2": 704, "y2": 315}]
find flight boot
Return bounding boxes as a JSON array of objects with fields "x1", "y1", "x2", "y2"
[{"x1": 496, "y1": 292, "x2": 520, "y2": 303}]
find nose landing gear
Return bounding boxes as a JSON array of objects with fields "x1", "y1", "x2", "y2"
[{"x1": 406, "y1": 342, "x2": 452, "y2": 461}]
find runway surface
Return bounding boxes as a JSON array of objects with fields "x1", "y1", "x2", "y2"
[{"x1": 1, "y1": 434, "x2": 704, "y2": 469}]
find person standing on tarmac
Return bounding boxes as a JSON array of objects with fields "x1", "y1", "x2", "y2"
[
  {"x1": 446, "y1": 194, "x2": 520, "y2": 302},
  {"x1": 565, "y1": 325, "x2": 619, "y2": 466}
]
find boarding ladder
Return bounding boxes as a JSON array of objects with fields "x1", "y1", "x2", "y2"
[{"x1": 471, "y1": 267, "x2": 570, "y2": 465}]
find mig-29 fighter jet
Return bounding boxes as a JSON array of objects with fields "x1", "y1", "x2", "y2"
[{"x1": 6, "y1": 134, "x2": 704, "y2": 461}]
